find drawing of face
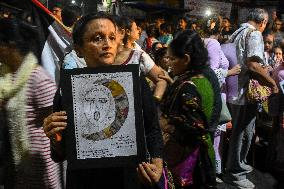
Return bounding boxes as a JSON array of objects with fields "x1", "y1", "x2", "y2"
[
  {"x1": 83, "y1": 84, "x2": 114, "y2": 132},
  {"x1": 78, "y1": 78, "x2": 129, "y2": 142}
]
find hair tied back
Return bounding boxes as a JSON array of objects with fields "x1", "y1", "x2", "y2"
[{"x1": 184, "y1": 31, "x2": 198, "y2": 46}]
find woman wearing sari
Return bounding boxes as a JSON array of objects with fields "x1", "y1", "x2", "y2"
[{"x1": 160, "y1": 30, "x2": 221, "y2": 188}]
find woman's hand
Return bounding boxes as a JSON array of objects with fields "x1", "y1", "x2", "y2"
[
  {"x1": 43, "y1": 111, "x2": 67, "y2": 139},
  {"x1": 227, "y1": 64, "x2": 241, "y2": 76},
  {"x1": 159, "y1": 70, "x2": 174, "y2": 84},
  {"x1": 137, "y1": 158, "x2": 163, "y2": 186}
]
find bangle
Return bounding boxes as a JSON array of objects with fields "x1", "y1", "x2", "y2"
[{"x1": 153, "y1": 95, "x2": 162, "y2": 102}]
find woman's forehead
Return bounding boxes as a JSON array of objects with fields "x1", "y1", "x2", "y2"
[
  {"x1": 85, "y1": 18, "x2": 116, "y2": 34},
  {"x1": 275, "y1": 48, "x2": 282, "y2": 52}
]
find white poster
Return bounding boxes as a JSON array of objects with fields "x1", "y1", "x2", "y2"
[{"x1": 71, "y1": 72, "x2": 137, "y2": 160}]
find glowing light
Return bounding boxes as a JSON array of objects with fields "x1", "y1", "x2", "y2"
[
  {"x1": 71, "y1": 0, "x2": 76, "y2": 4},
  {"x1": 205, "y1": 9, "x2": 212, "y2": 16}
]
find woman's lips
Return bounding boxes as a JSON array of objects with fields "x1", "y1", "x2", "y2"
[{"x1": 100, "y1": 52, "x2": 113, "y2": 58}]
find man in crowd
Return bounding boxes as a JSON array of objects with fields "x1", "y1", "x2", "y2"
[
  {"x1": 224, "y1": 8, "x2": 278, "y2": 189},
  {"x1": 61, "y1": 4, "x2": 86, "y2": 69},
  {"x1": 52, "y1": 3, "x2": 63, "y2": 21}
]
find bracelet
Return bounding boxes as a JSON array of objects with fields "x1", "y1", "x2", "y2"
[{"x1": 153, "y1": 95, "x2": 162, "y2": 102}]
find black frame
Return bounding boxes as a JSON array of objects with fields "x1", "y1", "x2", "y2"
[{"x1": 60, "y1": 65, "x2": 146, "y2": 170}]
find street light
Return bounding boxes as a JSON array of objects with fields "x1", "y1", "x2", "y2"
[{"x1": 72, "y1": 0, "x2": 76, "y2": 4}]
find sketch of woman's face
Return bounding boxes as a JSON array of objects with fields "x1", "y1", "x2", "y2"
[{"x1": 83, "y1": 85, "x2": 115, "y2": 132}]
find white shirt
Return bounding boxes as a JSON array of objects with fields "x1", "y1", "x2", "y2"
[
  {"x1": 123, "y1": 50, "x2": 155, "y2": 74},
  {"x1": 229, "y1": 23, "x2": 265, "y2": 105}
]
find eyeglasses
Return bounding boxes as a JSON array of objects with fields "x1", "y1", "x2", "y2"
[{"x1": 90, "y1": 34, "x2": 116, "y2": 46}]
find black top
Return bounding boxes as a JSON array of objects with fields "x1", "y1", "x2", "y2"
[{"x1": 51, "y1": 74, "x2": 163, "y2": 189}]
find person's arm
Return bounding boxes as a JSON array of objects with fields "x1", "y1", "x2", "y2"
[
  {"x1": 246, "y1": 58, "x2": 278, "y2": 93},
  {"x1": 206, "y1": 39, "x2": 229, "y2": 86},
  {"x1": 245, "y1": 32, "x2": 279, "y2": 93},
  {"x1": 137, "y1": 74, "x2": 163, "y2": 186},
  {"x1": 158, "y1": 69, "x2": 174, "y2": 84},
  {"x1": 141, "y1": 52, "x2": 168, "y2": 100},
  {"x1": 227, "y1": 64, "x2": 241, "y2": 76},
  {"x1": 43, "y1": 111, "x2": 67, "y2": 160},
  {"x1": 137, "y1": 159, "x2": 163, "y2": 187},
  {"x1": 148, "y1": 65, "x2": 168, "y2": 100}
]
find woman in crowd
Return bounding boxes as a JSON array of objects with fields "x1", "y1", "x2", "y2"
[
  {"x1": 43, "y1": 13, "x2": 164, "y2": 189},
  {"x1": 202, "y1": 17, "x2": 241, "y2": 177},
  {"x1": 0, "y1": 18, "x2": 62, "y2": 188},
  {"x1": 160, "y1": 30, "x2": 222, "y2": 188},
  {"x1": 122, "y1": 16, "x2": 142, "y2": 51},
  {"x1": 143, "y1": 24, "x2": 159, "y2": 55},
  {"x1": 272, "y1": 46, "x2": 284, "y2": 85},
  {"x1": 273, "y1": 46, "x2": 283, "y2": 68},
  {"x1": 114, "y1": 16, "x2": 167, "y2": 101}
]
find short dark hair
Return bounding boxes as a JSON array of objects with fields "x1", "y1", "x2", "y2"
[
  {"x1": 178, "y1": 16, "x2": 189, "y2": 24},
  {"x1": 61, "y1": 4, "x2": 82, "y2": 27},
  {"x1": 203, "y1": 17, "x2": 221, "y2": 37},
  {"x1": 112, "y1": 15, "x2": 131, "y2": 31},
  {"x1": 146, "y1": 24, "x2": 156, "y2": 37},
  {"x1": 114, "y1": 16, "x2": 134, "y2": 45},
  {"x1": 52, "y1": 3, "x2": 63, "y2": 10},
  {"x1": 169, "y1": 30, "x2": 208, "y2": 72},
  {"x1": 160, "y1": 23, "x2": 171, "y2": 33},
  {"x1": 112, "y1": 15, "x2": 129, "y2": 45},
  {"x1": 0, "y1": 18, "x2": 37, "y2": 55},
  {"x1": 154, "y1": 47, "x2": 167, "y2": 67},
  {"x1": 73, "y1": 12, "x2": 116, "y2": 47}
]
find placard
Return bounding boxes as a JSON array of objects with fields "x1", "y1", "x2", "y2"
[{"x1": 60, "y1": 65, "x2": 146, "y2": 169}]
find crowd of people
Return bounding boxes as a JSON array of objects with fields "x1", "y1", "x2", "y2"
[{"x1": 1, "y1": 2, "x2": 284, "y2": 189}]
